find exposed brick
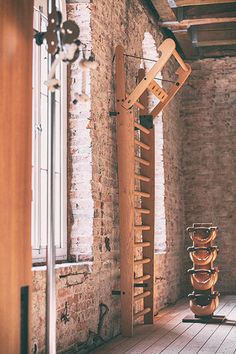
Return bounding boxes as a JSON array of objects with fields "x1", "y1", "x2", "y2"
[{"x1": 181, "y1": 57, "x2": 236, "y2": 296}]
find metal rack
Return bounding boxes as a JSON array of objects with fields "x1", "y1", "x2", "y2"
[{"x1": 183, "y1": 223, "x2": 225, "y2": 324}]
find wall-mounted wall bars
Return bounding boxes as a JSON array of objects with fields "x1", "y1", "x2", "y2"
[
  {"x1": 114, "y1": 39, "x2": 191, "y2": 337},
  {"x1": 183, "y1": 223, "x2": 225, "y2": 324}
]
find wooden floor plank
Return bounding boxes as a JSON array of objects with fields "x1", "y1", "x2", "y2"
[
  {"x1": 141, "y1": 322, "x2": 193, "y2": 354},
  {"x1": 92, "y1": 298, "x2": 188, "y2": 354},
  {"x1": 162, "y1": 297, "x2": 231, "y2": 353},
  {"x1": 92, "y1": 301, "x2": 190, "y2": 354},
  {"x1": 109, "y1": 305, "x2": 191, "y2": 354},
  {"x1": 140, "y1": 298, "x2": 228, "y2": 354},
  {"x1": 90, "y1": 295, "x2": 236, "y2": 354},
  {"x1": 123, "y1": 310, "x2": 192, "y2": 354},
  {"x1": 197, "y1": 304, "x2": 236, "y2": 354},
  {"x1": 179, "y1": 299, "x2": 236, "y2": 354},
  {"x1": 216, "y1": 326, "x2": 236, "y2": 354},
  {"x1": 160, "y1": 322, "x2": 205, "y2": 353}
]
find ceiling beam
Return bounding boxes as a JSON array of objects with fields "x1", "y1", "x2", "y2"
[
  {"x1": 173, "y1": 0, "x2": 236, "y2": 6},
  {"x1": 159, "y1": 16, "x2": 236, "y2": 29},
  {"x1": 151, "y1": 0, "x2": 177, "y2": 21},
  {"x1": 194, "y1": 39, "x2": 236, "y2": 46},
  {"x1": 191, "y1": 25, "x2": 236, "y2": 47},
  {"x1": 172, "y1": 28, "x2": 199, "y2": 58},
  {"x1": 200, "y1": 46, "x2": 236, "y2": 57},
  {"x1": 158, "y1": 3, "x2": 236, "y2": 28},
  {"x1": 176, "y1": 3, "x2": 236, "y2": 19}
]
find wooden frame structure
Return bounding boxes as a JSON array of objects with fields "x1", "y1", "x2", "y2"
[{"x1": 115, "y1": 38, "x2": 191, "y2": 336}]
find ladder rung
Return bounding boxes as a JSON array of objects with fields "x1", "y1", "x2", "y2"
[
  {"x1": 135, "y1": 208, "x2": 151, "y2": 214},
  {"x1": 135, "y1": 174, "x2": 150, "y2": 182},
  {"x1": 134, "y1": 122, "x2": 150, "y2": 134},
  {"x1": 134, "y1": 307, "x2": 151, "y2": 320},
  {"x1": 134, "y1": 242, "x2": 151, "y2": 248},
  {"x1": 134, "y1": 101, "x2": 145, "y2": 110},
  {"x1": 134, "y1": 258, "x2": 151, "y2": 265},
  {"x1": 134, "y1": 291, "x2": 151, "y2": 301},
  {"x1": 134, "y1": 190, "x2": 150, "y2": 198},
  {"x1": 135, "y1": 157, "x2": 150, "y2": 166},
  {"x1": 134, "y1": 139, "x2": 150, "y2": 151},
  {"x1": 134, "y1": 225, "x2": 151, "y2": 231},
  {"x1": 135, "y1": 275, "x2": 151, "y2": 282},
  {"x1": 126, "y1": 93, "x2": 145, "y2": 110}
]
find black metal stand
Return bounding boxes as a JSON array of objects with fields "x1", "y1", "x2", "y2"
[{"x1": 182, "y1": 314, "x2": 226, "y2": 324}]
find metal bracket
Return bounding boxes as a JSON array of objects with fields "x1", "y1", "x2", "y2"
[
  {"x1": 134, "y1": 283, "x2": 148, "y2": 288},
  {"x1": 140, "y1": 115, "x2": 153, "y2": 129},
  {"x1": 109, "y1": 111, "x2": 119, "y2": 117},
  {"x1": 112, "y1": 290, "x2": 121, "y2": 295}
]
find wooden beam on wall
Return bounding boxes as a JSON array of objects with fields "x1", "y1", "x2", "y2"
[
  {"x1": 115, "y1": 45, "x2": 135, "y2": 337},
  {"x1": 0, "y1": 1, "x2": 33, "y2": 353}
]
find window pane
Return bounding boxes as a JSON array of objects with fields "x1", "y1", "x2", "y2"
[
  {"x1": 40, "y1": 44, "x2": 48, "y2": 96},
  {"x1": 40, "y1": 94, "x2": 48, "y2": 170},
  {"x1": 40, "y1": 169, "x2": 48, "y2": 248},
  {"x1": 54, "y1": 172, "x2": 61, "y2": 247},
  {"x1": 54, "y1": 101, "x2": 61, "y2": 173}
]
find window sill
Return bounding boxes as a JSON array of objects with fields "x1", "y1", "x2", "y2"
[
  {"x1": 32, "y1": 261, "x2": 93, "y2": 272},
  {"x1": 155, "y1": 251, "x2": 167, "y2": 255}
]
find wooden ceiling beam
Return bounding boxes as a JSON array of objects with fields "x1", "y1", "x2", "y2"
[
  {"x1": 199, "y1": 46, "x2": 236, "y2": 57},
  {"x1": 176, "y1": 3, "x2": 236, "y2": 19},
  {"x1": 151, "y1": 0, "x2": 177, "y2": 21},
  {"x1": 194, "y1": 22, "x2": 236, "y2": 30},
  {"x1": 173, "y1": 0, "x2": 236, "y2": 6},
  {"x1": 158, "y1": 3, "x2": 236, "y2": 28},
  {"x1": 172, "y1": 28, "x2": 199, "y2": 58},
  {"x1": 194, "y1": 39, "x2": 236, "y2": 46},
  {"x1": 159, "y1": 16, "x2": 236, "y2": 29},
  {"x1": 150, "y1": 0, "x2": 236, "y2": 59},
  {"x1": 191, "y1": 25, "x2": 236, "y2": 47}
]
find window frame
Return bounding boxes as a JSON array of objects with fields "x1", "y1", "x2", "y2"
[{"x1": 32, "y1": 1, "x2": 67, "y2": 263}]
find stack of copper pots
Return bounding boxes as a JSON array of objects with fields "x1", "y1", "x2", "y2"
[{"x1": 187, "y1": 223, "x2": 220, "y2": 318}]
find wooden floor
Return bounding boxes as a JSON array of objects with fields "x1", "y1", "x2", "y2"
[{"x1": 91, "y1": 295, "x2": 236, "y2": 354}]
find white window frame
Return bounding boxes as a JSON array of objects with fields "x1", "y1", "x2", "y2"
[{"x1": 32, "y1": 1, "x2": 67, "y2": 263}]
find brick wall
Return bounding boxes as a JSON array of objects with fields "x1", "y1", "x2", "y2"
[
  {"x1": 181, "y1": 57, "x2": 236, "y2": 295},
  {"x1": 32, "y1": 1, "x2": 186, "y2": 352}
]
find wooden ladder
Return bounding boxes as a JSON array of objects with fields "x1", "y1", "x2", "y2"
[{"x1": 115, "y1": 39, "x2": 191, "y2": 337}]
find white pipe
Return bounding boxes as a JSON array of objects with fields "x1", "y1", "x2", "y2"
[{"x1": 46, "y1": 0, "x2": 57, "y2": 352}]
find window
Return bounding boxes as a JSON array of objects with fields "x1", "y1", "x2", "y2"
[
  {"x1": 142, "y1": 32, "x2": 167, "y2": 253},
  {"x1": 32, "y1": 2, "x2": 67, "y2": 262}
]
